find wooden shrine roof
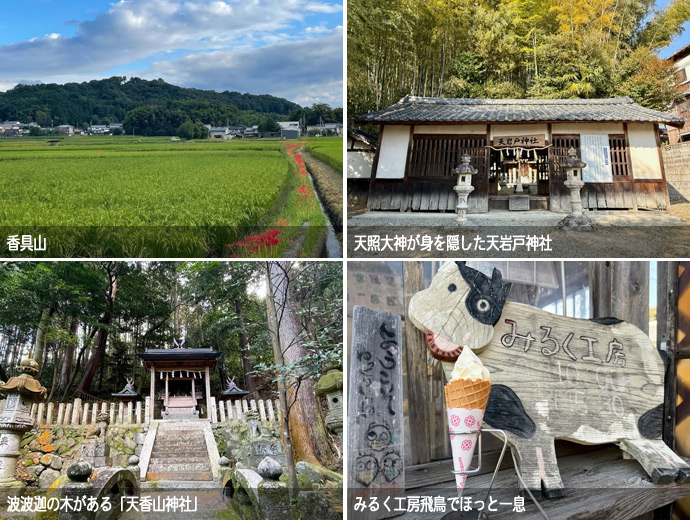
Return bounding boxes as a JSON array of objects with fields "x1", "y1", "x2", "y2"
[
  {"x1": 139, "y1": 348, "x2": 220, "y2": 369},
  {"x1": 357, "y1": 96, "x2": 686, "y2": 128}
]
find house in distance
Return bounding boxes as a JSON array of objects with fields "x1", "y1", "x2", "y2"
[{"x1": 356, "y1": 96, "x2": 685, "y2": 213}]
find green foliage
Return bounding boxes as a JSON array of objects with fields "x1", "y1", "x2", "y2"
[
  {"x1": 0, "y1": 261, "x2": 336, "y2": 399},
  {"x1": 0, "y1": 138, "x2": 329, "y2": 256},
  {"x1": 177, "y1": 120, "x2": 196, "y2": 140},
  {"x1": 348, "y1": 0, "x2": 690, "y2": 121},
  {"x1": 288, "y1": 103, "x2": 344, "y2": 125},
  {"x1": 258, "y1": 118, "x2": 281, "y2": 133},
  {"x1": 0, "y1": 76, "x2": 300, "y2": 127},
  {"x1": 617, "y1": 47, "x2": 684, "y2": 110},
  {"x1": 254, "y1": 262, "x2": 343, "y2": 393},
  {"x1": 0, "y1": 77, "x2": 343, "y2": 137},
  {"x1": 305, "y1": 138, "x2": 343, "y2": 173}
]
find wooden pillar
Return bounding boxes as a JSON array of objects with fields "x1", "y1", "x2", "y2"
[
  {"x1": 204, "y1": 365, "x2": 211, "y2": 421},
  {"x1": 657, "y1": 261, "x2": 680, "y2": 447},
  {"x1": 590, "y1": 261, "x2": 650, "y2": 333},
  {"x1": 192, "y1": 378, "x2": 196, "y2": 401},
  {"x1": 149, "y1": 365, "x2": 155, "y2": 421},
  {"x1": 654, "y1": 262, "x2": 680, "y2": 520},
  {"x1": 403, "y1": 261, "x2": 432, "y2": 465},
  {"x1": 165, "y1": 374, "x2": 169, "y2": 408}
]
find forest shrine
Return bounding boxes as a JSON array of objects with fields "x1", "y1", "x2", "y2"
[
  {"x1": 0, "y1": 261, "x2": 344, "y2": 520},
  {"x1": 139, "y1": 346, "x2": 220, "y2": 421}
]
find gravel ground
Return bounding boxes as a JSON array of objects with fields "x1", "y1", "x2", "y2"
[{"x1": 347, "y1": 210, "x2": 690, "y2": 258}]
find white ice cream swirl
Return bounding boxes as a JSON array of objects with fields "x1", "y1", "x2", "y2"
[{"x1": 450, "y1": 346, "x2": 490, "y2": 381}]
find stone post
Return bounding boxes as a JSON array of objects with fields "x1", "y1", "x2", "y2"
[
  {"x1": 451, "y1": 152, "x2": 478, "y2": 224},
  {"x1": 0, "y1": 358, "x2": 47, "y2": 501},
  {"x1": 315, "y1": 367, "x2": 344, "y2": 446},
  {"x1": 58, "y1": 460, "x2": 94, "y2": 520},
  {"x1": 559, "y1": 147, "x2": 593, "y2": 231}
]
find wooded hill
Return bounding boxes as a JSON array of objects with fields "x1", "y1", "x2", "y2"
[
  {"x1": 0, "y1": 77, "x2": 343, "y2": 136},
  {"x1": 348, "y1": 0, "x2": 690, "y2": 124}
]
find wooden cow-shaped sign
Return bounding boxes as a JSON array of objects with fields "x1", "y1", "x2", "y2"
[{"x1": 409, "y1": 261, "x2": 690, "y2": 499}]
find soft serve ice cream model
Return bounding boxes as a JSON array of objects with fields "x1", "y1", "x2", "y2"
[{"x1": 444, "y1": 346, "x2": 492, "y2": 494}]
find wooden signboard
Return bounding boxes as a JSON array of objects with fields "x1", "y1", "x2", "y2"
[
  {"x1": 581, "y1": 134, "x2": 613, "y2": 183},
  {"x1": 348, "y1": 306, "x2": 404, "y2": 519},
  {"x1": 493, "y1": 134, "x2": 545, "y2": 148},
  {"x1": 409, "y1": 261, "x2": 690, "y2": 499}
]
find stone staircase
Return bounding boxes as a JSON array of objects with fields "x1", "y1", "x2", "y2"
[{"x1": 145, "y1": 421, "x2": 214, "y2": 482}]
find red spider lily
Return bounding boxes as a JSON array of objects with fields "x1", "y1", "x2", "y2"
[{"x1": 227, "y1": 228, "x2": 281, "y2": 257}]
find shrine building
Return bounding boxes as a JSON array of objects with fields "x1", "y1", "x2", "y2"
[
  {"x1": 139, "y1": 347, "x2": 221, "y2": 421},
  {"x1": 355, "y1": 96, "x2": 685, "y2": 213}
]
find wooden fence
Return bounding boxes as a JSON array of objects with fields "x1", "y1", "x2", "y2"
[{"x1": 2, "y1": 397, "x2": 281, "y2": 428}]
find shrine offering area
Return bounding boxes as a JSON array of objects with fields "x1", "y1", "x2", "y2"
[{"x1": 0, "y1": 137, "x2": 329, "y2": 257}]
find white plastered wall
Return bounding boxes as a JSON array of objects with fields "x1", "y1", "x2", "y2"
[
  {"x1": 414, "y1": 124, "x2": 487, "y2": 135},
  {"x1": 491, "y1": 123, "x2": 548, "y2": 139},
  {"x1": 347, "y1": 151, "x2": 375, "y2": 179},
  {"x1": 627, "y1": 123, "x2": 662, "y2": 179},
  {"x1": 376, "y1": 125, "x2": 410, "y2": 179},
  {"x1": 550, "y1": 122, "x2": 624, "y2": 136}
]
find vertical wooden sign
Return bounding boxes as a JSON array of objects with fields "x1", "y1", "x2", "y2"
[{"x1": 348, "y1": 306, "x2": 404, "y2": 519}]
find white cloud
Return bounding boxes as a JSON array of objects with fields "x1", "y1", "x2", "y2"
[
  {"x1": 305, "y1": 25, "x2": 331, "y2": 35},
  {"x1": 0, "y1": 0, "x2": 343, "y2": 85},
  {"x1": 145, "y1": 27, "x2": 343, "y2": 106}
]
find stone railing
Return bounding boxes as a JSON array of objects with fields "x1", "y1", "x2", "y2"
[
  {"x1": 0, "y1": 396, "x2": 281, "y2": 427},
  {"x1": 208, "y1": 397, "x2": 281, "y2": 424},
  {"x1": 28, "y1": 398, "x2": 148, "y2": 427}
]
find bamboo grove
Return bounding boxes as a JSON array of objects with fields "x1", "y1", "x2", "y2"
[{"x1": 348, "y1": 0, "x2": 690, "y2": 123}]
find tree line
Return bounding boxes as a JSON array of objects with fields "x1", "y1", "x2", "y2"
[
  {"x1": 0, "y1": 77, "x2": 343, "y2": 136},
  {"x1": 348, "y1": 0, "x2": 690, "y2": 124}
]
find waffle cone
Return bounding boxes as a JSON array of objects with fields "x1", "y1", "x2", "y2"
[{"x1": 444, "y1": 377, "x2": 491, "y2": 410}]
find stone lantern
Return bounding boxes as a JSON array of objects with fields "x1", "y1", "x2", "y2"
[
  {"x1": 0, "y1": 358, "x2": 47, "y2": 499},
  {"x1": 559, "y1": 147, "x2": 593, "y2": 231},
  {"x1": 451, "y1": 152, "x2": 478, "y2": 224},
  {"x1": 315, "y1": 366, "x2": 343, "y2": 445}
]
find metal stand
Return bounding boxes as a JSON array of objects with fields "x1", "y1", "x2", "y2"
[{"x1": 441, "y1": 427, "x2": 550, "y2": 520}]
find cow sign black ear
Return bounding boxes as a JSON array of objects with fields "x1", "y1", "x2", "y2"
[{"x1": 492, "y1": 268, "x2": 502, "y2": 284}]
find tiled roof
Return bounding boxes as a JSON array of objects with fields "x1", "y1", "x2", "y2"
[
  {"x1": 358, "y1": 96, "x2": 686, "y2": 128},
  {"x1": 348, "y1": 128, "x2": 379, "y2": 147}
]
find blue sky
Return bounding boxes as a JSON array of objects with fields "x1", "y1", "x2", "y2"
[
  {"x1": 0, "y1": 0, "x2": 343, "y2": 106},
  {"x1": 656, "y1": 0, "x2": 690, "y2": 58}
]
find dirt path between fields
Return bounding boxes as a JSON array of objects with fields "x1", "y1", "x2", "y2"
[{"x1": 300, "y1": 146, "x2": 343, "y2": 232}]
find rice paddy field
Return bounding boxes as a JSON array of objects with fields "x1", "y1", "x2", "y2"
[
  {"x1": 306, "y1": 137, "x2": 343, "y2": 173},
  {"x1": 0, "y1": 136, "x2": 336, "y2": 257}
]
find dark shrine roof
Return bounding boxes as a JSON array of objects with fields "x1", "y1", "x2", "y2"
[
  {"x1": 357, "y1": 96, "x2": 685, "y2": 128},
  {"x1": 139, "y1": 348, "x2": 221, "y2": 362},
  {"x1": 348, "y1": 128, "x2": 379, "y2": 147}
]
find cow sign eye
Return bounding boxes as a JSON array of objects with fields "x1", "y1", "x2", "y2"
[
  {"x1": 476, "y1": 298, "x2": 490, "y2": 312},
  {"x1": 448, "y1": 283, "x2": 457, "y2": 292}
]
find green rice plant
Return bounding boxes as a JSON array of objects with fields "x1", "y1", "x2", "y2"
[
  {"x1": 0, "y1": 138, "x2": 332, "y2": 257},
  {"x1": 305, "y1": 137, "x2": 343, "y2": 173}
]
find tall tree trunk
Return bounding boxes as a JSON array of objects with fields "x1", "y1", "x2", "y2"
[
  {"x1": 76, "y1": 265, "x2": 119, "y2": 394},
  {"x1": 172, "y1": 276, "x2": 180, "y2": 337},
  {"x1": 198, "y1": 314, "x2": 205, "y2": 345},
  {"x1": 33, "y1": 307, "x2": 54, "y2": 370},
  {"x1": 265, "y1": 264, "x2": 299, "y2": 503},
  {"x1": 234, "y1": 299, "x2": 257, "y2": 398},
  {"x1": 47, "y1": 349, "x2": 60, "y2": 401},
  {"x1": 58, "y1": 319, "x2": 78, "y2": 392},
  {"x1": 267, "y1": 261, "x2": 336, "y2": 467}
]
